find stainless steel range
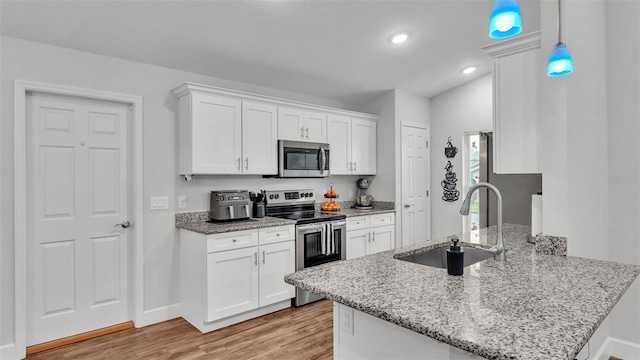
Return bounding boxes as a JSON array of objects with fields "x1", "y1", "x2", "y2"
[{"x1": 265, "y1": 189, "x2": 346, "y2": 306}]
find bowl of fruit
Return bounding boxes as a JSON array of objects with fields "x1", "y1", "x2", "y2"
[
  {"x1": 321, "y1": 201, "x2": 341, "y2": 211},
  {"x1": 324, "y1": 190, "x2": 338, "y2": 198}
]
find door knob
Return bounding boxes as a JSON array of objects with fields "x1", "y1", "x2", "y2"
[
  {"x1": 114, "y1": 221, "x2": 131, "y2": 229},
  {"x1": 404, "y1": 204, "x2": 414, "y2": 208}
]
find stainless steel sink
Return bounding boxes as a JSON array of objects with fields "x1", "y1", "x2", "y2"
[{"x1": 396, "y1": 245, "x2": 493, "y2": 269}]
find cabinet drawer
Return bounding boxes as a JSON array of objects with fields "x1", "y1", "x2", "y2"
[
  {"x1": 207, "y1": 230, "x2": 258, "y2": 253},
  {"x1": 259, "y1": 225, "x2": 295, "y2": 245},
  {"x1": 347, "y1": 216, "x2": 369, "y2": 231},
  {"x1": 370, "y1": 213, "x2": 395, "y2": 227}
]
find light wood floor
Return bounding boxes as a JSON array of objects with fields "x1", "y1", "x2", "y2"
[{"x1": 27, "y1": 299, "x2": 333, "y2": 360}]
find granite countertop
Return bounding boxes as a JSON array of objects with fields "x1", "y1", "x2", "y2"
[
  {"x1": 175, "y1": 211, "x2": 295, "y2": 234},
  {"x1": 284, "y1": 224, "x2": 640, "y2": 360}
]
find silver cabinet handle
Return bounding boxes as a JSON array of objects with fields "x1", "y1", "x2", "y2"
[
  {"x1": 367, "y1": 232, "x2": 371, "y2": 242},
  {"x1": 114, "y1": 220, "x2": 131, "y2": 228},
  {"x1": 262, "y1": 250, "x2": 266, "y2": 264},
  {"x1": 254, "y1": 252, "x2": 258, "y2": 266},
  {"x1": 305, "y1": 128, "x2": 309, "y2": 138},
  {"x1": 245, "y1": 158, "x2": 249, "y2": 170},
  {"x1": 372, "y1": 232, "x2": 375, "y2": 242},
  {"x1": 349, "y1": 162, "x2": 352, "y2": 171},
  {"x1": 237, "y1": 157, "x2": 241, "y2": 170},
  {"x1": 354, "y1": 161, "x2": 357, "y2": 172},
  {"x1": 300, "y1": 127, "x2": 305, "y2": 138}
]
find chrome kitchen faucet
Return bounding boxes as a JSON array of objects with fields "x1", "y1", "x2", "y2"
[{"x1": 460, "y1": 182, "x2": 506, "y2": 262}]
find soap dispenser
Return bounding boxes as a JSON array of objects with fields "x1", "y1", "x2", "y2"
[{"x1": 447, "y1": 237, "x2": 464, "y2": 276}]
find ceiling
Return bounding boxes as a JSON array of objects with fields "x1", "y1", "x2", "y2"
[{"x1": 1, "y1": 0, "x2": 540, "y2": 107}]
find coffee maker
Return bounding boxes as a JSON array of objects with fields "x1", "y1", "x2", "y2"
[{"x1": 355, "y1": 178, "x2": 373, "y2": 209}]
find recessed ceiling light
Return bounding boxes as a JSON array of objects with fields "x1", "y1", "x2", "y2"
[
  {"x1": 462, "y1": 66, "x2": 477, "y2": 74},
  {"x1": 391, "y1": 32, "x2": 409, "y2": 44}
]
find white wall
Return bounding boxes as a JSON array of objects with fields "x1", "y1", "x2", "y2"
[
  {"x1": 0, "y1": 36, "x2": 368, "y2": 348},
  {"x1": 362, "y1": 89, "x2": 430, "y2": 243},
  {"x1": 429, "y1": 74, "x2": 493, "y2": 239},
  {"x1": 606, "y1": 0, "x2": 640, "y2": 346}
]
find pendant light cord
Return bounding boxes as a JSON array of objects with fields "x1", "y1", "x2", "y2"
[{"x1": 557, "y1": 0, "x2": 563, "y2": 44}]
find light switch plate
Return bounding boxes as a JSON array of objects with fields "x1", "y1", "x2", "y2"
[
  {"x1": 150, "y1": 196, "x2": 169, "y2": 210},
  {"x1": 177, "y1": 195, "x2": 187, "y2": 209}
]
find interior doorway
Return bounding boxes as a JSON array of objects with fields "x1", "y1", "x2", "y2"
[
  {"x1": 14, "y1": 80, "x2": 144, "y2": 359},
  {"x1": 401, "y1": 122, "x2": 430, "y2": 247}
]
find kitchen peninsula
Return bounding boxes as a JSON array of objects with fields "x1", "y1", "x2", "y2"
[{"x1": 285, "y1": 224, "x2": 640, "y2": 360}]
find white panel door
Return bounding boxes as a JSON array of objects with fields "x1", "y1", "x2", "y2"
[
  {"x1": 207, "y1": 247, "x2": 259, "y2": 322},
  {"x1": 192, "y1": 93, "x2": 242, "y2": 174},
  {"x1": 351, "y1": 118, "x2": 376, "y2": 175},
  {"x1": 327, "y1": 114, "x2": 352, "y2": 175},
  {"x1": 242, "y1": 101, "x2": 278, "y2": 175},
  {"x1": 259, "y1": 241, "x2": 295, "y2": 306},
  {"x1": 303, "y1": 110, "x2": 327, "y2": 143},
  {"x1": 402, "y1": 125, "x2": 430, "y2": 246},
  {"x1": 277, "y1": 107, "x2": 304, "y2": 141},
  {"x1": 27, "y1": 93, "x2": 129, "y2": 346}
]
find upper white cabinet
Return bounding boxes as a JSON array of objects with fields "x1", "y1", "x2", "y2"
[
  {"x1": 328, "y1": 114, "x2": 376, "y2": 175},
  {"x1": 174, "y1": 82, "x2": 377, "y2": 177},
  {"x1": 175, "y1": 88, "x2": 277, "y2": 176},
  {"x1": 482, "y1": 31, "x2": 541, "y2": 174},
  {"x1": 277, "y1": 106, "x2": 327, "y2": 143},
  {"x1": 242, "y1": 101, "x2": 278, "y2": 175},
  {"x1": 179, "y1": 92, "x2": 242, "y2": 175}
]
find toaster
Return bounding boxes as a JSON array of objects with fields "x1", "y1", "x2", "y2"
[{"x1": 210, "y1": 190, "x2": 252, "y2": 221}]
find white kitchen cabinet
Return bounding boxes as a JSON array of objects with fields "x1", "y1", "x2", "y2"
[
  {"x1": 328, "y1": 114, "x2": 376, "y2": 175},
  {"x1": 278, "y1": 106, "x2": 327, "y2": 143},
  {"x1": 178, "y1": 92, "x2": 242, "y2": 175},
  {"x1": 175, "y1": 89, "x2": 277, "y2": 176},
  {"x1": 207, "y1": 247, "x2": 259, "y2": 322},
  {"x1": 346, "y1": 213, "x2": 395, "y2": 259},
  {"x1": 259, "y1": 241, "x2": 296, "y2": 306},
  {"x1": 242, "y1": 101, "x2": 278, "y2": 174},
  {"x1": 482, "y1": 31, "x2": 540, "y2": 174},
  {"x1": 180, "y1": 225, "x2": 295, "y2": 333}
]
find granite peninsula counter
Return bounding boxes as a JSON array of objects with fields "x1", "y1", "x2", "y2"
[{"x1": 284, "y1": 224, "x2": 640, "y2": 360}]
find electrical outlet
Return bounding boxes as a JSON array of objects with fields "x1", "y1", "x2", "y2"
[
  {"x1": 150, "y1": 196, "x2": 169, "y2": 210},
  {"x1": 178, "y1": 195, "x2": 187, "y2": 209},
  {"x1": 340, "y1": 305, "x2": 354, "y2": 335}
]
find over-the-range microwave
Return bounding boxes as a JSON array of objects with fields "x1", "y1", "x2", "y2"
[{"x1": 278, "y1": 140, "x2": 330, "y2": 178}]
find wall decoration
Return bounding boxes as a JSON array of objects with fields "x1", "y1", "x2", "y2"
[
  {"x1": 441, "y1": 161, "x2": 460, "y2": 202},
  {"x1": 444, "y1": 136, "x2": 458, "y2": 158}
]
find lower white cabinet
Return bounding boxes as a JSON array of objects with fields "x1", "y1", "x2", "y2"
[
  {"x1": 346, "y1": 213, "x2": 395, "y2": 259},
  {"x1": 180, "y1": 225, "x2": 295, "y2": 333},
  {"x1": 207, "y1": 247, "x2": 259, "y2": 322}
]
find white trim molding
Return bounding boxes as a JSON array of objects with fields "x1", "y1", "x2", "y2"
[
  {"x1": 0, "y1": 343, "x2": 16, "y2": 360},
  {"x1": 593, "y1": 337, "x2": 640, "y2": 360},
  {"x1": 13, "y1": 80, "x2": 144, "y2": 358},
  {"x1": 138, "y1": 304, "x2": 181, "y2": 328}
]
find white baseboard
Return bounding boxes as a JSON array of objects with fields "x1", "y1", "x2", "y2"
[
  {"x1": 137, "y1": 303, "x2": 181, "y2": 328},
  {"x1": 0, "y1": 343, "x2": 17, "y2": 360},
  {"x1": 593, "y1": 337, "x2": 640, "y2": 360}
]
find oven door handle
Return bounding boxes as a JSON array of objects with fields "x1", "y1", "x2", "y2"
[{"x1": 297, "y1": 223, "x2": 325, "y2": 234}]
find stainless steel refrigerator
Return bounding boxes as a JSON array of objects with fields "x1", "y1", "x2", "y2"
[{"x1": 478, "y1": 132, "x2": 542, "y2": 228}]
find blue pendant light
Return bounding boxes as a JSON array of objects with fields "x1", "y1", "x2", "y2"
[
  {"x1": 547, "y1": 0, "x2": 574, "y2": 76},
  {"x1": 489, "y1": 0, "x2": 523, "y2": 39}
]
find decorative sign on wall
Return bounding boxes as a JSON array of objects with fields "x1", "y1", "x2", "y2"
[
  {"x1": 444, "y1": 136, "x2": 458, "y2": 158},
  {"x1": 441, "y1": 161, "x2": 460, "y2": 202}
]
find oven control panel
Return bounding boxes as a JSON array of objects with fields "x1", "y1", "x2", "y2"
[{"x1": 265, "y1": 190, "x2": 316, "y2": 205}]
